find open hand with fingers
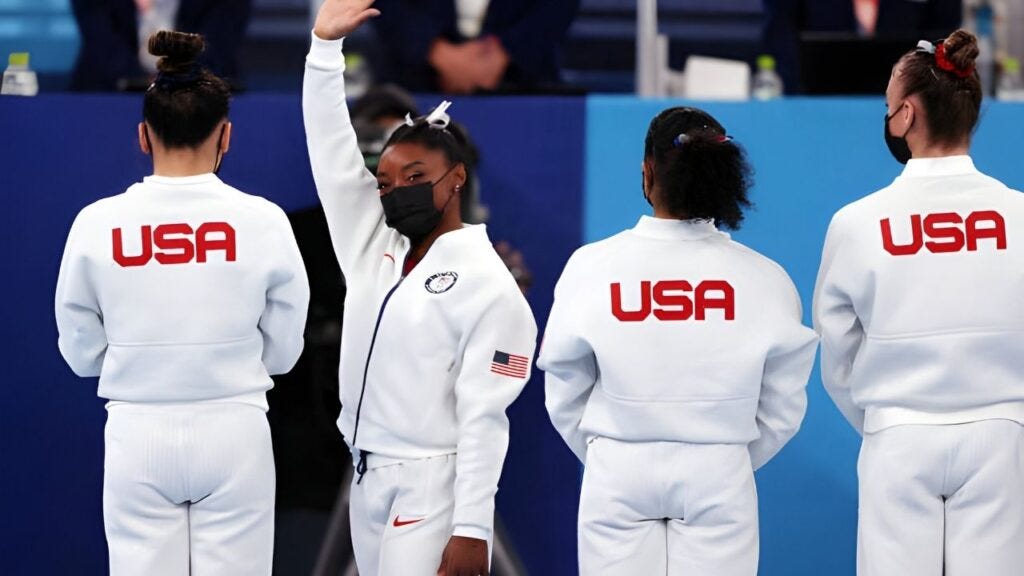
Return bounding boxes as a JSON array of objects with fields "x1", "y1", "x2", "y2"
[{"x1": 313, "y1": 0, "x2": 380, "y2": 41}]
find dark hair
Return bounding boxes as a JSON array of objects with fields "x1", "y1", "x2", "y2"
[
  {"x1": 142, "y1": 31, "x2": 230, "y2": 148},
  {"x1": 896, "y1": 29, "x2": 982, "y2": 146},
  {"x1": 644, "y1": 107, "x2": 753, "y2": 230},
  {"x1": 382, "y1": 110, "x2": 470, "y2": 168}
]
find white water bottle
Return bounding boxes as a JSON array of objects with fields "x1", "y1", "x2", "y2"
[
  {"x1": 752, "y1": 55, "x2": 783, "y2": 100},
  {"x1": 1, "y1": 53, "x2": 38, "y2": 96}
]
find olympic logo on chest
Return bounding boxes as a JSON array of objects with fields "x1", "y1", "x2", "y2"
[{"x1": 425, "y1": 271, "x2": 459, "y2": 294}]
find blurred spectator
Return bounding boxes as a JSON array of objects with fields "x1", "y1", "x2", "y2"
[
  {"x1": 876, "y1": 0, "x2": 962, "y2": 34},
  {"x1": 70, "y1": 0, "x2": 251, "y2": 91},
  {"x1": 372, "y1": 0, "x2": 580, "y2": 94},
  {"x1": 765, "y1": 0, "x2": 961, "y2": 94}
]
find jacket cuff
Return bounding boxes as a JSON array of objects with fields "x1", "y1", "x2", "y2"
[
  {"x1": 453, "y1": 524, "x2": 492, "y2": 542},
  {"x1": 307, "y1": 31, "x2": 345, "y2": 70}
]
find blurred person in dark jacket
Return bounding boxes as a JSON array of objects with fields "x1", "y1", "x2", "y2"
[
  {"x1": 764, "y1": 0, "x2": 961, "y2": 94},
  {"x1": 71, "y1": 0, "x2": 251, "y2": 91},
  {"x1": 372, "y1": 0, "x2": 580, "y2": 94}
]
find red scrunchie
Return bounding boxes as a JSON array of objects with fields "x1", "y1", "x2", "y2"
[{"x1": 935, "y1": 43, "x2": 975, "y2": 79}]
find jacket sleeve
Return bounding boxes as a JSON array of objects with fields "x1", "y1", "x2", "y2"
[
  {"x1": 259, "y1": 207, "x2": 311, "y2": 375},
  {"x1": 303, "y1": 32, "x2": 400, "y2": 279},
  {"x1": 537, "y1": 256, "x2": 596, "y2": 463},
  {"x1": 813, "y1": 216, "x2": 866, "y2": 434},
  {"x1": 451, "y1": 283, "x2": 537, "y2": 541},
  {"x1": 748, "y1": 277, "x2": 818, "y2": 470},
  {"x1": 55, "y1": 214, "x2": 107, "y2": 378}
]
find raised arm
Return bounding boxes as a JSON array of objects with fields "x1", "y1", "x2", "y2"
[
  {"x1": 303, "y1": 0, "x2": 395, "y2": 278},
  {"x1": 813, "y1": 217, "x2": 866, "y2": 434},
  {"x1": 55, "y1": 214, "x2": 107, "y2": 377}
]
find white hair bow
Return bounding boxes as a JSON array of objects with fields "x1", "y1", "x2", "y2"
[
  {"x1": 916, "y1": 40, "x2": 936, "y2": 54},
  {"x1": 403, "y1": 101, "x2": 454, "y2": 129}
]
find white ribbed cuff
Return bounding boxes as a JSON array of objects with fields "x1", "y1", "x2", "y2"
[
  {"x1": 453, "y1": 524, "x2": 492, "y2": 542},
  {"x1": 307, "y1": 31, "x2": 345, "y2": 70}
]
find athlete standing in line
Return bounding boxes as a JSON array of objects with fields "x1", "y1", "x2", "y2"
[
  {"x1": 815, "y1": 29, "x2": 1024, "y2": 576},
  {"x1": 539, "y1": 106, "x2": 818, "y2": 575},
  {"x1": 56, "y1": 31, "x2": 309, "y2": 576}
]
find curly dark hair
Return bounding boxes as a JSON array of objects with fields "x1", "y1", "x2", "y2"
[
  {"x1": 142, "y1": 31, "x2": 231, "y2": 148},
  {"x1": 644, "y1": 107, "x2": 753, "y2": 230}
]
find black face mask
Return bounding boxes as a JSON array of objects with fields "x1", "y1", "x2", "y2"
[
  {"x1": 884, "y1": 107, "x2": 913, "y2": 165},
  {"x1": 380, "y1": 165, "x2": 457, "y2": 242},
  {"x1": 213, "y1": 123, "x2": 227, "y2": 175}
]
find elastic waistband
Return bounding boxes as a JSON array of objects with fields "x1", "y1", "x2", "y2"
[
  {"x1": 864, "y1": 402, "x2": 1024, "y2": 434},
  {"x1": 355, "y1": 450, "x2": 456, "y2": 472}
]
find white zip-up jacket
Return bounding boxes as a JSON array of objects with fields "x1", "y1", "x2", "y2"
[
  {"x1": 55, "y1": 173, "x2": 309, "y2": 410},
  {"x1": 814, "y1": 156, "x2": 1024, "y2": 434},
  {"x1": 538, "y1": 216, "x2": 818, "y2": 470},
  {"x1": 303, "y1": 34, "x2": 537, "y2": 541}
]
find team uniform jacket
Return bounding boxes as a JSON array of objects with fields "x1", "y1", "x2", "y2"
[
  {"x1": 303, "y1": 35, "x2": 537, "y2": 542},
  {"x1": 55, "y1": 173, "x2": 310, "y2": 410},
  {"x1": 814, "y1": 156, "x2": 1024, "y2": 434},
  {"x1": 539, "y1": 216, "x2": 818, "y2": 470}
]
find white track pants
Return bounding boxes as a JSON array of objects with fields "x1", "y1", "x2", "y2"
[
  {"x1": 350, "y1": 453, "x2": 479, "y2": 576},
  {"x1": 103, "y1": 403, "x2": 275, "y2": 576},
  {"x1": 857, "y1": 419, "x2": 1024, "y2": 576},
  {"x1": 578, "y1": 438, "x2": 758, "y2": 576}
]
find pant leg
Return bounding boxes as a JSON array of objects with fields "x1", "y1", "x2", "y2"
[
  {"x1": 187, "y1": 405, "x2": 276, "y2": 576},
  {"x1": 666, "y1": 444, "x2": 758, "y2": 576},
  {"x1": 578, "y1": 438, "x2": 667, "y2": 576},
  {"x1": 857, "y1": 425, "x2": 945, "y2": 576},
  {"x1": 350, "y1": 455, "x2": 398, "y2": 576},
  {"x1": 944, "y1": 420, "x2": 1024, "y2": 576},
  {"x1": 377, "y1": 455, "x2": 459, "y2": 576},
  {"x1": 103, "y1": 408, "x2": 190, "y2": 576}
]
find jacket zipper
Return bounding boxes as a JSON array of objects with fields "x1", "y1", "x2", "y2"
[{"x1": 350, "y1": 278, "x2": 403, "y2": 447}]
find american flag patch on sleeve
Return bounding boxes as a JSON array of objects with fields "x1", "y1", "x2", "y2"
[{"x1": 491, "y1": 351, "x2": 530, "y2": 379}]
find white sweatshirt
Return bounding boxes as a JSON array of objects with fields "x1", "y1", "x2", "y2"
[
  {"x1": 538, "y1": 216, "x2": 818, "y2": 470},
  {"x1": 814, "y1": 156, "x2": 1024, "y2": 434},
  {"x1": 303, "y1": 34, "x2": 537, "y2": 542},
  {"x1": 55, "y1": 173, "x2": 310, "y2": 410}
]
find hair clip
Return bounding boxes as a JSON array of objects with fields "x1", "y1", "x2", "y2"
[
  {"x1": 672, "y1": 133, "x2": 690, "y2": 148},
  {"x1": 425, "y1": 100, "x2": 453, "y2": 129},
  {"x1": 404, "y1": 113, "x2": 415, "y2": 127},
  {"x1": 916, "y1": 40, "x2": 936, "y2": 54}
]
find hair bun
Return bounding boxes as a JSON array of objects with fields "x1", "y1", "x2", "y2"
[
  {"x1": 148, "y1": 31, "x2": 205, "y2": 74},
  {"x1": 943, "y1": 29, "x2": 980, "y2": 72}
]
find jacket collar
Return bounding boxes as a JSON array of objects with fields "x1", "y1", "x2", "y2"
[
  {"x1": 143, "y1": 173, "x2": 222, "y2": 187},
  {"x1": 898, "y1": 156, "x2": 978, "y2": 179},
  {"x1": 631, "y1": 215, "x2": 721, "y2": 241}
]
